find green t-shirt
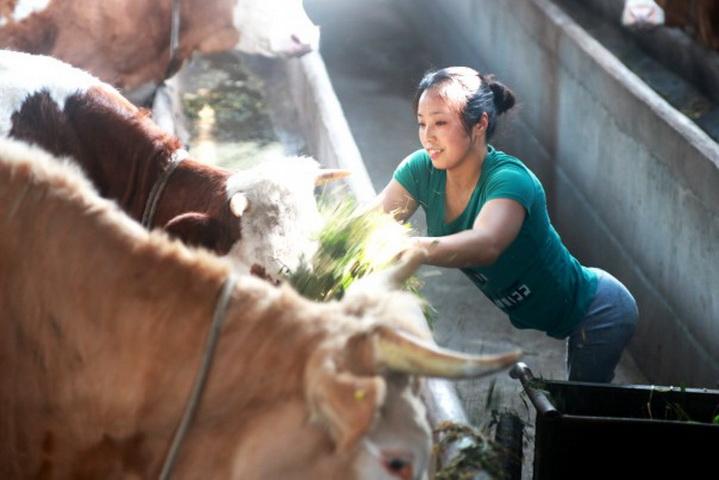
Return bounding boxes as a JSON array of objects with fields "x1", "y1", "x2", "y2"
[{"x1": 393, "y1": 147, "x2": 597, "y2": 338}]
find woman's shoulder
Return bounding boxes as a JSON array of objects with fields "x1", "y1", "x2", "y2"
[
  {"x1": 486, "y1": 146, "x2": 539, "y2": 181},
  {"x1": 483, "y1": 146, "x2": 544, "y2": 202},
  {"x1": 487, "y1": 145, "x2": 526, "y2": 169}
]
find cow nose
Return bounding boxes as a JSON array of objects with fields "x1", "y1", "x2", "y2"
[{"x1": 633, "y1": 6, "x2": 653, "y2": 21}]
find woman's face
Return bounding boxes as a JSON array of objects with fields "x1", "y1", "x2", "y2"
[{"x1": 417, "y1": 88, "x2": 478, "y2": 171}]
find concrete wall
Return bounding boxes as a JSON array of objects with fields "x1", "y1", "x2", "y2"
[{"x1": 396, "y1": 0, "x2": 719, "y2": 387}]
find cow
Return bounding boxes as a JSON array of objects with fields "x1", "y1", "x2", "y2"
[
  {"x1": 0, "y1": 0, "x2": 320, "y2": 95},
  {"x1": 1, "y1": 49, "x2": 343, "y2": 278},
  {"x1": 0, "y1": 136, "x2": 521, "y2": 479},
  {"x1": 621, "y1": 0, "x2": 719, "y2": 50}
]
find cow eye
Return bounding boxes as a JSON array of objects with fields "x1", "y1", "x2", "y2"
[{"x1": 382, "y1": 457, "x2": 413, "y2": 479}]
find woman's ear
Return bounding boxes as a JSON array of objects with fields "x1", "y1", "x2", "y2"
[
  {"x1": 471, "y1": 113, "x2": 489, "y2": 142},
  {"x1": 476, "y1": 112, "x2": 489, "y2": 134}
]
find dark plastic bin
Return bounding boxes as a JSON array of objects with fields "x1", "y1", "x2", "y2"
[{"x1": 510, "y1": 363, "x2": 719, "y2": 479}]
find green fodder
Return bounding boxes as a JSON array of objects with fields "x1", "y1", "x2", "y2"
[
  {"x1": 433, "y1": 420, "x2": 508, "y2": 480},
  {"x1": 287, "y1": 197, "x2": 419, "y2": 302}
]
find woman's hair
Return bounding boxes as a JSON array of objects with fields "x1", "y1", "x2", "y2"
[{"x1": 413, "y1": 66, "x2": 516, "y2": 140}]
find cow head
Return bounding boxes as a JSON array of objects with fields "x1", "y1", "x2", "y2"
[
  {"x1": 223, "y1": 249, "x2": 520, "y2": 479},
  {"x1": 223, "y1": 155, "x2": 347, "y2": 278},
  {"x1": 303, "y1": 249, "x2": 521, "y2": 479},
  {"x1": 233, "y1": 0, "x2": 320, "y2": 57}
]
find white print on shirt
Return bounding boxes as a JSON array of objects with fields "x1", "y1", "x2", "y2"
[{"x1": 492, "y1": 284, "x2": 531, "y2": 311}]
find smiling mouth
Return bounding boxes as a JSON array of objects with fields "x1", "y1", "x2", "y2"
[{"x1": 426, "y1": 148, "x2": 442, "y2": 158}]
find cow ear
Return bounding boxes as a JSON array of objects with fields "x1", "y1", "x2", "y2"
[
  {"x1": 164, "y1": 212, "x2": 222, "y2": 251},
  {"x1": 305, "y1": 347, "x2": 386, "y2": 452},
  {"x1": 229, "y1": 192, "x2": 249, "y2": 218}
]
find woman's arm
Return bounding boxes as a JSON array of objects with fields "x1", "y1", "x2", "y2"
[
  {"x1": 377, "y1": 179, "x2": 419, "y2": 223},
  {"x1": 415, "y1": 198, "x2": 525, "y2": 268}
]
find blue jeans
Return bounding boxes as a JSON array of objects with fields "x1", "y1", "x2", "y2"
[{"x1": 566, "y1": 268, "x2": 638, "y2": 383}]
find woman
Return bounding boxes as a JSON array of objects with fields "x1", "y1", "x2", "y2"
[{"x1": 378, "y1": 66, "x2": 638, "y2": 382}]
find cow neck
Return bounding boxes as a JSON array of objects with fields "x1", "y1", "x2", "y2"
[
  {"x1": 151, "y1": 157, "x2": 233, "y2": 229},
  {"x1": 0, "y1": 153, "x2": 237, "y2": 474},
  {"x1": 159, "y1": 272, "x2": 238, "y2": 480},
  {"x1": 15, "y1": 87, "x2": 186, "y2": 223},
  {"x1": 141, "y1": 148, "x2": 189, "y2": 228}
]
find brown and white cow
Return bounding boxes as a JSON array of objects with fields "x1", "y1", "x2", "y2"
[
  {"x1": 622, "y1": 0, "x2": 719, "y2": 50},
  {"x1": 0, "y1": 0, "x2": 320, "y2": 92},
  {"x1": 1, "y1": 49, "x2": 338, "y2": 278},
  {"x1": 0, "y1": 137, "x2": 520, "y2": 479}
]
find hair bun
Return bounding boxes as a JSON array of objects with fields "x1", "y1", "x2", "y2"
[{"x1": 485, "y1": 77, "x2": 516, "y2": 115}]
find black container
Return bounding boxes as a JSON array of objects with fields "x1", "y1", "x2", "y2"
[{"x1": 511, "y1": 363, "x2": 719, "y2": 479}]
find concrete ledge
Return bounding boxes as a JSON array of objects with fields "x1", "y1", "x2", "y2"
[{"x1": 283, "y1": 53, "x2": 376, "y2": 203}]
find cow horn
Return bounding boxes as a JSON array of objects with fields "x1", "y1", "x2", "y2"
[
  {"x1": 315, "y1": 168, "x2": 351, "y2": 185},
  {"x1": 229, "y1": 192, "x2": 249, "y2": 217},
  {"x1": 371, "y1": 325, "x2": 521, "y2": 378}
]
